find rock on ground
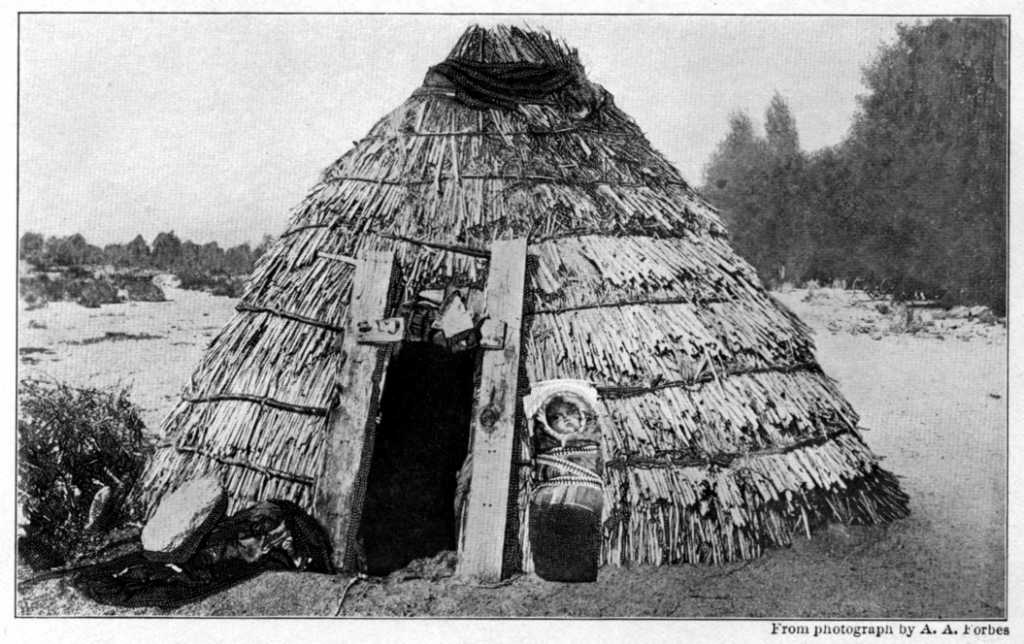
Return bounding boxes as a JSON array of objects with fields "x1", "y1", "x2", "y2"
[{"x1": 16, "y1": 287, "x2": 1007, "y2": 618}]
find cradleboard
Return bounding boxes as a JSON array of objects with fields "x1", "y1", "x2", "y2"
[{"x1": 523, "y1": 380, "x2": 606, "y2": 582}]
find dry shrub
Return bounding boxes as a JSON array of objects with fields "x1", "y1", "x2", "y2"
[
  {"x1": 19, "y1": 274, "x2": 66, "y2": 306},
  {"x1": 67, "y1": 277, "x2": 121, "y2": 308},
  {"x1": 17, "y1": 379, "x2": 151, "y2": 569},
  {"x1": 19, "y1": 270, "x2": 166, "y2": 308},
  {"x1": 111, "y1": 273, "x2": 166, "y2": 302},
  {"x1": 175, "y1": 269, "x2": 246, "y2": 298},
  {"x1": 19, "y1": 273, "x2": 122, "y2": 308}
]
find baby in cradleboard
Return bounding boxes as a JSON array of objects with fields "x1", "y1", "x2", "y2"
[
  {"x1": 542, "y1": 395, "x2": 595, "y2": 447},
  {"x1": 534, "y1": 392, "x2": 604, "y2": 478},
  {"x1": 526, "y1": 382, "x2": 605, "y2": 583}
]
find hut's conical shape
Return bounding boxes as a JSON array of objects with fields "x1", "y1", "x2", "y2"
[{"x1": 135, "y1": 25, "x2": 908, "y2": 566}]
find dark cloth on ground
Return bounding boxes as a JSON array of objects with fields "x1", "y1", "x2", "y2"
[
  {"x1": 68, "y1": 550, "x2": 269, "y2": 609},
  {"x1": 50, "y1": 499, "x2": 334, "y2": 609}
]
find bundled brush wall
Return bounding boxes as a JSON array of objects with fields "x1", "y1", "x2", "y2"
[{"x1": 132, "y1": 25, "x2": 907, "y2": 568}]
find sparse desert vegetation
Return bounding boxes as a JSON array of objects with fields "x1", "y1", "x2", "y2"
[
  {"x1": 15, "y1": 285, "x2": 1005, "y2": 617},
  {"x1": 18, "y1": 229, "x2": 274, "y2": 307}
]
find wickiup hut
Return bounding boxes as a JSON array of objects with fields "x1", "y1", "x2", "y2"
[{"x1": 133, "y1": 25, "x2": 909, "y2": 579}]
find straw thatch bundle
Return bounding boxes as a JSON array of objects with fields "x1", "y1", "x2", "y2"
[{"x1": 133, "y1": 25, "x2": 908, "y2": 567}]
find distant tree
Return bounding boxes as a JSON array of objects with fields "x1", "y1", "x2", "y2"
[
  {"x1": 846, "y1": 18, "x2": 1007, "y2": 309},
  {"x1": 762, "y1": 94, "x2": 811, "y2": 283},
  {"x1": 703, "y1": 111, "x2": 760, "y2": 198},
  {"x1": 224, "y1": 243, "x2": 254, "y2": 275},
  {"x1": 702, "y1": 111, "x2": 771, "y2": 272},
  {"x1": 19, "y1": 232, "x2": 45, "y2": 266},
  {"x1": 125, "y1": 235, "x2": 151, "y2": 267},
  {"x1": 103, "y1": 243, "x2": 129, "y2": 267},
  {"x1": 799, "y1": 147, "x2": 868, "y2": 282},
  {"x1": 703, "y1": 18, "x2": 1006, "y2": 311},
  {"x1": 179, "y1": 240, "x2": 201, "y2": 269},
  {"x1": 703, "y1": 99, "x2": 812, "y2": 286},
  {"x1": 42, "y1": 234, "x2": 95, "y2": 267},
  {"x1": 253, "y1": 234, "x2": 274, "y2": 260},
  {"x1": 764, "y1": 93, "x2": 801, "y2": 161},
  {"x1": 41, "y1": 236, "x2": 63, "y2": 266},
  {"x1": 84, "y1": 243, "x2": 106, "y2": 265},
  {"x1": 151, "y1": 231, "x2": 183, "y2": 271},
  {"x1": 198, "y1": 242, "x2": 225, "y2": 274}
]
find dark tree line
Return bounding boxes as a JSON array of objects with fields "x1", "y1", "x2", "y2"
[
  {"x1": 19, "y1": 230, "x2": 274, "y2": 277},
  {"x1": 702, "y1": 19, "x2": 1006, "y2": 313}
]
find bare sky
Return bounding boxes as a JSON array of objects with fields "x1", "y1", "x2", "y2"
[{"x1": 19, "y1": 14, "x2": 907, "y2": 247}]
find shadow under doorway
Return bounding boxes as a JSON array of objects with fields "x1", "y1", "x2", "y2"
[{"x1": 357, "y1": 342, "x2": 478, "y2": 575}]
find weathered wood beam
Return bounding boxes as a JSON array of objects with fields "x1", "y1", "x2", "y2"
[
  {"x1": 315, "y1": 250, "x2": 400, "y2": 571},
  {"x1": 457, "y1": 238, "x2": 527, "y2": 581}
]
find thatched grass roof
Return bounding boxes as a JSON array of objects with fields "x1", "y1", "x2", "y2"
[{"x1": 134, "y1": 25, "x2": 907, "y2": 566}]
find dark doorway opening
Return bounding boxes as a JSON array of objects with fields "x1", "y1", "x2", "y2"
[{"x1": 357, "y1": 343, "x2": 477, "y2": 575}]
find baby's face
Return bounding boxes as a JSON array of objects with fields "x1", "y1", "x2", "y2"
[{"x1": 546, "y1": 402, "x2": 583, "y2": 435}]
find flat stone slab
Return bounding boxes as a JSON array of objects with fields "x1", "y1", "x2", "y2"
[{"x1": 142, "y1": 474, "x2": 227, "y2": 563}]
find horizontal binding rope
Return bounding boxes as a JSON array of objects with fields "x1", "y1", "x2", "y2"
[
  {"x1": 318, "y1": 251, "x2": 360, "y2": 265},
  {"x1": 531, "y1": 225, "x2": 725, "y2": 246},
  {"x1": 173, "y1": 443, "x2": 315, "y2": 486},
  {"x1": 236, "y1": 302, "x2": 346, "y2": 334},
  {"x1": 182, "y1": 392, "x2": 331, "y2": 417},
  {"x1": 528, "y1": 295, "x2": 730, "y2": 316},
  {"x1": 328, "y1": 174, "x2": 689, "y2": 190},
  {"x1": 363, "y1": 118, "x2": 636, "y2": 140},
  {"x1": 376, "y1": 231, "x2": 491, "y2": 259},
  {"x1": 278, "y1": 222, "x2": 718, "y2": 251},
  {"x1": 279, "y1": 222, "x2": 335, "y2": 238},
  {"x1": 277, "y1": 224, "x2": 491, "y2": 260},
  {"x1": 604, "y1": 428, "x2": 856, "y2": 471},
  {"x1": 596, "y1": 362, "x2": 820, "y2": 399}
]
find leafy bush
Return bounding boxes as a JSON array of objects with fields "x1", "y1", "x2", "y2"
[
  {"x1": 19, "y1": 274, "x2": 65, "y2": 306},
  {"x1": 20, "y1": 228, "x2": 262, "y2": 303},
  {"x1": 19, "y1": 271, "x2": 168, "y2": 308},
  {"x1": 111, "y1": 273, "x2": 166, "y2": 302},
  {"x1": 17, "y1": 379, "x2": 151, "y2": 569},
  {"x1": 65, "y1": 276, "x2": 121, "y2": 308},
  {"x1": 19, "y1": 273, "x2": 122, "y2": 308},
  {"x1": 176, "y1": 269, "x2": 246, "y2": 298}
]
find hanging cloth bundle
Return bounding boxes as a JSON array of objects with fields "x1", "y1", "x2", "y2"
[{"x1": 421, "y1": 59, "x2": 578, "y2": 110}]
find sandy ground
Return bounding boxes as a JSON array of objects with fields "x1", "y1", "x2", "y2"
[
  {"x1": 18, "y1": 287, "x2": 237, "y2": 431},
  {"x1": 15, "y1": 287, "x2": 1007, "y2": 618}
]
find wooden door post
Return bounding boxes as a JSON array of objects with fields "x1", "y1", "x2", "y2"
[
  {"x1": 457, "y1": 238, "x2": 527, "y2": 581},
  {"x1": 316, "y1": 250, "x2": 400, "y2": 571}
]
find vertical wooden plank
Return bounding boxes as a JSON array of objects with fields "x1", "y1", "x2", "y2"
[
  {"x1": 315, "y1": 251, "x2": 399, "y2": 571},
  {"x1": 457, "y1": 237, "x2": 527, "y2": 580}
]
